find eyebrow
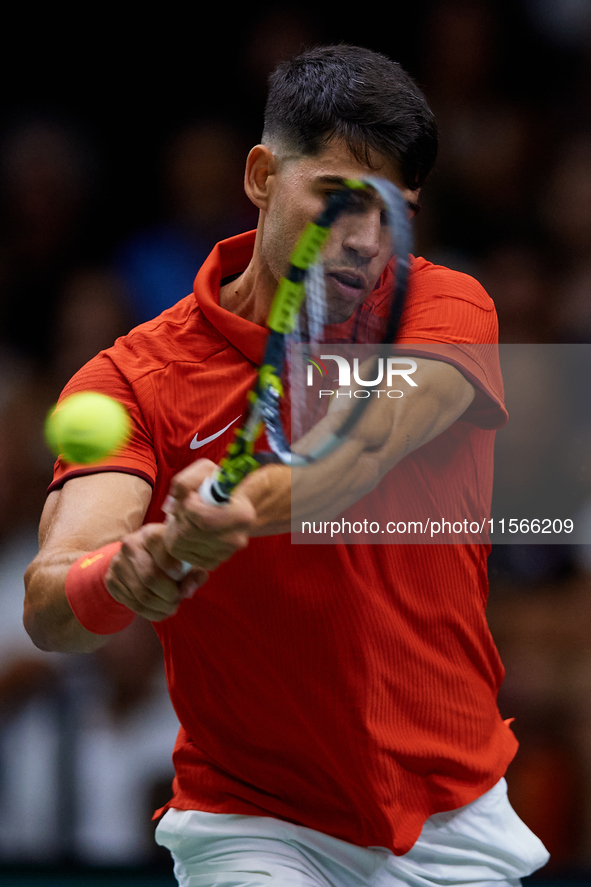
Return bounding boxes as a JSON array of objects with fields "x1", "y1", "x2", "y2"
[{"x1": 315, "y1": 175, "x2": 420, "y2": 215}]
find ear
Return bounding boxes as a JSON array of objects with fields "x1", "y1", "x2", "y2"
[{"x1": 244, "y1": 145, "x2": 279, "y2": 211}]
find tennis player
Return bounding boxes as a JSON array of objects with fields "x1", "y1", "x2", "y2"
[{"x1": 25, "y1": 45, "x2": 549, "y2": 886}]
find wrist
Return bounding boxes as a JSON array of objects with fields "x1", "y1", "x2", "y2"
[{"x1": 65, "y1": 542, "x2": 135, "y2": 634}]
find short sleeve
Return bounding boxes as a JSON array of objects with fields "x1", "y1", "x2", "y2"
[
  {"x1": 47, "y1": 349, "x2": 158, "y2": 492},
  {"x1": 394, "y1": 261, "x2": 507, "y2": 430}
]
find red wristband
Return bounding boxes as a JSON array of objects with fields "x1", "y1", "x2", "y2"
[{"x1": 65, "y1": 542, "x2": 135, "y2": 634}]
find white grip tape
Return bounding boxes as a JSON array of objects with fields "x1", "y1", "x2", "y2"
[
  {"x1": 167, "y1": 474, "x2": 223, "y2": 578},
  {"x1": 178, "y1": 476, "x2": 220, "y2": 575},
  {"x1": 198, "y1": 475, "x2": 223, "y2": 505}
]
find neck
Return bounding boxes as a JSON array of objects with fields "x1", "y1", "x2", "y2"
[{"x1": 219, "y1": 226, "x2": 276, "y2": 325}]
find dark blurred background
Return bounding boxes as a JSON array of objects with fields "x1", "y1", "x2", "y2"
[{"x1": 1, "y1": 1, "x2": 591, "y2": 882}]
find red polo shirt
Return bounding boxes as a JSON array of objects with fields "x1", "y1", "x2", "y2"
[{"x1": 50, "y1": 231, "x2": 516, "y2": 856}]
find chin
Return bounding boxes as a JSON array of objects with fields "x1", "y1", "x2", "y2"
[{"x1": 325, "y1": 295, "x2": 367, "y2": 326}]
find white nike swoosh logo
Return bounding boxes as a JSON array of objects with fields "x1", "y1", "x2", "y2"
[{"x1": 190, "y1": 416, "x2": 241, "y2": 450}]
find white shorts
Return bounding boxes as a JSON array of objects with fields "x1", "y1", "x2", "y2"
[{"x1": 155, "y1": 778, "x2": 549, "y2": 887}]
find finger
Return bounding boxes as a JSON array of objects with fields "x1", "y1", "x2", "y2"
[
  {"x1": 162, "y1": 480, "x2": 256, "y2": 573},
  {"x1": 163, "y1": 503, "x2": 250, "y2": 562},
  {"x1": 109, "y1": 537, "x2": 184, "y2": 612},
  {"x1": 163, "y1": 517, "x2": 250, "y2": 569},
  {"x1": 179, "y1": 488, "x2": 257, "y2": 534},
  {"x1": 107, "y1": 556, "x2": 180, "y2": 612},
  {"x1": 167, "y1": 459, "x2": 218, "y2": 507},
  {"x1": 179, "y1": 567, "x2": 208, "y2": 599},
  {"x1": 105, "y1": 568, "x2": 180, "y2": 621},
  {"x1": 164, "y1": 533, "x2": 242, "y2": 571},
  {"x1": 166, "y1": 461, "x2": 257, "y2": 532},
  {"x1": 142, "y1": 526, "x2": 188, "y2": 581}
]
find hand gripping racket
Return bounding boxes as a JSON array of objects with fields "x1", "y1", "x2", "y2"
[{"x1": 198, "y1": 176, "x2": 413, "y2": 506}]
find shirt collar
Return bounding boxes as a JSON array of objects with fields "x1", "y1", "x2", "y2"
[
  {"x1": 193, "y1": 230, "x2": 267, "y2": 365},
  {"x1": 193, "y1": 229, "x2": 400, "y2": 360}
]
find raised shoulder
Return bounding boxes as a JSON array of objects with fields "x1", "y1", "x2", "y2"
[
  {"x1": 106, "y1": 295, "x2": 231, "y2": 386},
  {"x1": 395, "y1": 257, "x2": 499, "y2": 347},
  {"x1": 409, "y1": 257, "x2": 495, "y2": 311}
]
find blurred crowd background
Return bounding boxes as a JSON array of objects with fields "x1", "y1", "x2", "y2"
[{"x1": 2, "y1": 0, "x2": 591, "y2": 878}]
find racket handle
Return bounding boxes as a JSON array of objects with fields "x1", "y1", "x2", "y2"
[
  {"x1": 163, "y1": 514, "x2": 192, "y2": 577},
  {"x1": 163, "y1": 475, "x2": 228, "y2": 579},
  {"x1": 177, "y1": 477, "x2": 228, "y2": 576},
  {"x1": 176, "y1": 475, "x2": 226, "y2": 577},
  {"x1": 198, "y1": 474, "x2": 231, "y2": 505}
]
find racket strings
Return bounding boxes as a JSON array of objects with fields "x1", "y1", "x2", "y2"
[
  {"x1": 286, "y1": 177, "x2": 412, "y2": 464},
  {"x1": 287, "y1": 255, "x2": 329, "y2": 442},
  {"x1": 210, "y1": 177, "x2": 413, "y2": 503}
]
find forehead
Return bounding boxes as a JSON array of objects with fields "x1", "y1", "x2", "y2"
[{"x1": 280, "y1": 138, "x2": 403, "y2": 190}]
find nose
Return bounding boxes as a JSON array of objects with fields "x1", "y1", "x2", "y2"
[{"x1": 341, "y1": 208, "x2": 383, "y2": 259}]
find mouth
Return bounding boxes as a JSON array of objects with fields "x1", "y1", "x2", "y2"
[{"x1": 326, "y1": 269, "x2": 368, "y2": 298}]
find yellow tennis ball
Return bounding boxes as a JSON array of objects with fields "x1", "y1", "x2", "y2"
[{"x1": 45, "y1": 392, "x2": 131, "y2": 464}]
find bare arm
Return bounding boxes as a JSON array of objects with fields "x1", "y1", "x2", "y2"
[
  {"x1": 24, "y1": 472, "x2": 204, "y2": 654},
  {"x1": 288, "y1": 356, "x2": 476, "y2": 522},
  {"x1": 163, "y1": 358, "x2": 476, "y2": 549}
]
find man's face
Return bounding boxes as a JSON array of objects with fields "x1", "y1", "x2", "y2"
[{"x1": 260, "y1": 139, "x2": 418, "y2": 324}]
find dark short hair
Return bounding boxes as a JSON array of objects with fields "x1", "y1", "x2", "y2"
[{"x1": 263, "y1": 44, "x2": 438, "y2": 190}]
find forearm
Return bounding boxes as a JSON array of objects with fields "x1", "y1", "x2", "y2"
[
  {"x1": 24, "y1": 473, "x2": 154, "y2": 653},
  {"x1": 24, "y1": 551, "x2": 110, "y2": 653},
  {"x1": 238, "y1": 461, "x2": 293, "y2": 535},
  {"x1": 161, "y1": 362, "x2": 476, "y2": 557},
  {"x1": 238, "y1": 445, "x2": 370, "y2": 534},
  {"x1": 240, "y1": 438, "x2": 384, "y2": 534},
  {"x1": 240, "y1": 359, "x2": 477, "y2": 533}
]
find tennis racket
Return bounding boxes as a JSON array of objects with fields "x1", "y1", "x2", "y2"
[{"x1": 197, "y1": 176, "x2": 414, "y2": 506}]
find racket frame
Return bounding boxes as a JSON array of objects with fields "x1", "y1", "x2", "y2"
[{"x1": 199, "y1": 177, "x2": 411, "y2": 505}]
